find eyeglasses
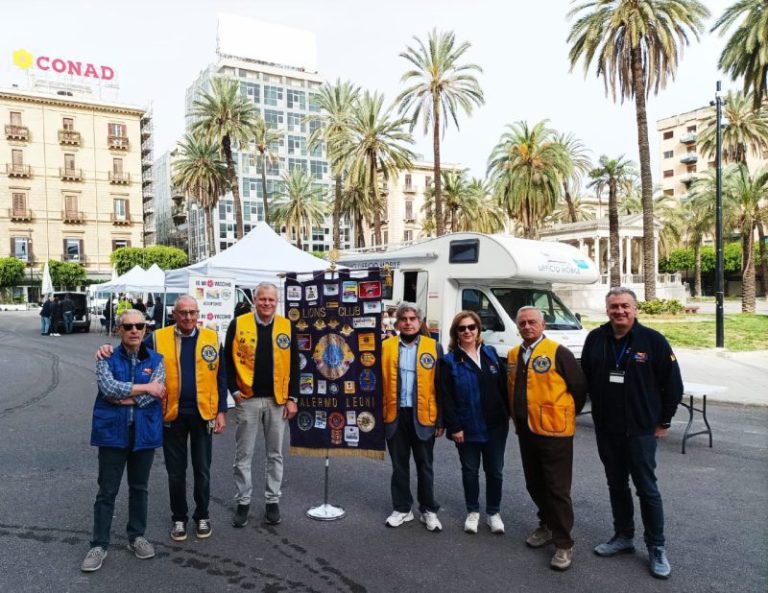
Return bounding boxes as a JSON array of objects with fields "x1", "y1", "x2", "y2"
[
  {"x1": 457, "y1": 323, "x2": 477, "y2": 333},
  {"x1": 121, "y1": 322, "x2": 146, "y2": 331},
  {"x1": 176, "y1": 310, "x2": 199, "y2": 317}
]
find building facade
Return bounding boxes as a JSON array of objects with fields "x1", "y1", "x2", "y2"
[{"x1": 0, "y1": 88, "x2": 147, "y2": 279}]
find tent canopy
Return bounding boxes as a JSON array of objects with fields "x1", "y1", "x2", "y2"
[
  {"x1": 164, "y1": 222, "x2": 330, "y2": 290},
  {"x1": 99, "y1": 264, "x2": 166, "y2": 293}
]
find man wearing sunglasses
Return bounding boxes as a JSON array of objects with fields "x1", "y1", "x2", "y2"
[
  {"x1": 507, "y1": 306, "x2": 587, "y2": 571},
  {"x1": 82, "y1": 309, "x2": 166, "y2": 572},
  {"x1": 381, "y1": 303, "x2": 444, "y2": 532},
  {"x1": 96, "y1": 296, "x2": 227, "y2": 543}
]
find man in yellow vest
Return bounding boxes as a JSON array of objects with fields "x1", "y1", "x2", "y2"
[
  {"x1": 96, "y1": 295, "x2": 228, "y2": 542},
  {"x1": 507, "y1": 306, "x2": 586, "y2": 571},
  {"x1": 224, "y1": 282, "x2": 298, "y2": 528},
  {"x1": 381, "y1": 303, "x2": 443, "y2": 532}
]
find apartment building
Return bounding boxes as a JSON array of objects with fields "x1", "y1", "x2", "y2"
[{"x1": 0, "y1": 88, "x2": 147, "y2": 278}]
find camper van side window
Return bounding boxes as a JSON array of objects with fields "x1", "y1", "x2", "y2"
[
  {"x1": 461, "y1": 289, "x2": 504, "y2": 332},
  {"x1": 449, "y1": 239, "x2": 479, "y2": 264}
]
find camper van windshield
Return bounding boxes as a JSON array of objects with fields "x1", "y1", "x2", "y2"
[{"x1": 491, "y1": 288, "x2": 581, "y2": 330}]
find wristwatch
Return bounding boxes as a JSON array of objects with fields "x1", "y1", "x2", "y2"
[
  {"x1": 288, "y1": 396, "x2": 298, "y2": 404},
  {"x1": 659, "y1": 422, "x2": 671, "y2": 429}
]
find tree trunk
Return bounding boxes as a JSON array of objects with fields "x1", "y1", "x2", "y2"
[
  {"x1": 757, "y1": 220, "x2": 768, "y2": 300},
  {"x1": 562, "y1": 181, "x2": 577, "y2": 223},
  {"x1": 371, "y1": 161, "x2": 382, "y2": 247},
  {"x1": 742, "y1": 224, "x2": 756, "y2": 313},
  {"x1": 631, "y1": 47, "x2": 656, "y2": 300},
  {"x1": 608, "y1": 179, "x2": 621, "y2": 287},
  {"x1": 223, "y1": 135, "x2": 244, "y2": 240},
  {"x1": 260, "y1": 150, "x2": 270, "y2": 226},
  {"x1": 355, "y1": 211, "x2": 365, "y2": 248},
  {"x1": 206, "y1": 206, "x2": 216, "y2": 258},
  {"x1": 693, "y1": 243, "x2": 702, "y2": 298},
  {"x1": 433, "y1": 103, "x2": 444, "y2": 237},
  {"x1": 333, "y1": 174, "x2": 342, "y2": 249}
]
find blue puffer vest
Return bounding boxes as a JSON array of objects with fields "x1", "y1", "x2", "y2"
[
  {"x1": 442, "y1": 345, "x2": 501, "y2": 443},
  {"x1": 91, "y1": 344, "x2": 164, "y2": 451}
]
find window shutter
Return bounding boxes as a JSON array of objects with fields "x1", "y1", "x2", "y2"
[
  {"x1": 62, "y1": 239, "x2": 67, "y2": 258},
  {"x1": 10, "y1": 238, "x2": 14, "y2": 256},
  {"x1": 125, "y1": 199, "x2": 131, "y2": 219},
  {"x1": 28, "y1": 239, "x2": 34, "y2": 261},
  {"x1": 111, "y1": 240, "x2": 117, "y2": 251},
  {"x1": 79, "y1": 239, "x2": 84, "y2": 259},
  {"x1": 121, "y1": 124, "x2": 127, "y2": 137}
]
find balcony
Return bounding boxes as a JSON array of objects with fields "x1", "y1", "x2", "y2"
[
  {"x1": 403, "y1": 184, "x2": 415, "y2": 194},
  {"x1": 171, "y1": 190, "x2": 185, "y2": 205},
  {"x1": 108, "y1": 171, "x2": 131, "y2": 185},
  {"x1": 172, "y1": 205, "x2": 187, "y2": 224},
  {"x1": 111, "y1": 213, "x2": 132, "y2": 225},
  {"x1": 143, "y1": 204, "x2": 155, "y2": 215},
  {"x1": 58, "y1": 130, "x2": 81, "y2": 145},
  {"x1": 9, "y1": 208, "x2": 33, "y2": 222},
  {"x1": 142, "y1": 190, "x2": 154, "y2": 202},
  {"x1": 108, "y1": 135, "x2": 129, "y2": 150},
  {"x1": 60, "y1": 167, "x2": 84, "y2": 181},
  {"x1": 141, "y1": 154, "x2": 153, "y2": 169},
  {"x1": 680, "y1": 132, "x2": 697, "y2": 144},
  {"x1": 681, "y1": 173, "x2": 696, "y2": 185},
  {"x1": 5, "y1": 124, "x2": 29, "y2": 141},
  {"x1": 61, "y1": 253, "x2": 87, "y2": 265},
  {"x1": 680, "y1": 153, "x2": 698, "y2": 165},
  {"x1": 62, "y1": 210, "x2": 85, "y2": 223},
  {"x1": 6, "y1": 163, "x2": 31, "y2": 178}
]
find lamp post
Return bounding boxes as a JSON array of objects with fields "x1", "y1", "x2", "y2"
[{"x1": 715, "y1": 81, "x2": 725, "y2": 349}]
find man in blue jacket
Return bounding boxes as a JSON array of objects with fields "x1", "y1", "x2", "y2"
[
  {"x1": 81, "y1": 309, "x2": 166, "y2": 573},
  {"x1": 581, "y1": 287, "x2": 683, "y2": 580}
]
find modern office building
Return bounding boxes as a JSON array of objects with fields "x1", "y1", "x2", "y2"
[
  {"x1": 183, "y1": 15, "x2": 351, "y2": 261},
  {"x1": 153, "y1": 147, "x2": 187, "y2": 252},
  {"x1": 657, "y1": 104, "x2": 768, "y2": 199},
  {"x1": 0, "y1": 86, "x2": 148, "y2": 279}
]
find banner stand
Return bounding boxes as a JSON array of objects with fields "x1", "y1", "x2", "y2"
[{"x1": 306, "y1": 454, "x2": 345, "y2": 521}]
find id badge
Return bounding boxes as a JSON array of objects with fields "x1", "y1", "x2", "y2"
[{"x1": 609, "y1": 371, "x2": 625, "y2": 384}]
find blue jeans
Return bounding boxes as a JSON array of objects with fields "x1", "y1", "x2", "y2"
[
  {"x1": 91, "y1": 428, "x2": 155, "y2": 549},
  {"x1": 456, "y1": 423, "x2": 509, "y2": 514},
  {"x1": 40, "y1": 316, "x2": 50, "y2": 334},
  {"x1": 595, "y1": 431, "x2": 665, "y2": 547},
  {"x1": 63, "y1": 311, "x2": 74, "y2": 333},
  {"x1": 163, "y1": 414, "x2": 212, "y2": 522}
]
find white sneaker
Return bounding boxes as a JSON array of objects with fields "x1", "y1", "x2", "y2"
[
  {"x1": 385, "y1": 510, "x2": 414, "y2": 528},
  {"x1": 464, "y1": 512, "x2": 480, "y2": 534},
  {"x1": 420, "y1": 511, "x2": 442, "y2": 532},
  {"x1": 486, "y1": 513, "x2": 505, "y2": 534}
]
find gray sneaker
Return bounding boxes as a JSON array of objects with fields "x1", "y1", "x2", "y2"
[
  {"x1": 80, "y1": 546, "x2": 107, "y2": 572},
  {"x1": 648, "y1": 545, "x2": 671, "y2": 579},
  {"x1": 127, "y1": 536, "x2": 155, "y2": 559},
  {"x1": 594, "y1": 535, "x2": 635, "y2": 557},
  {"x1": 526, "y1": 525, "x2": 553, "y2": 548}
]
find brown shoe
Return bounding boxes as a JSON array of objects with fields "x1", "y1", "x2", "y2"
[
  {"x1": 526, "y1": 525, "x2": 553, "y2": 548},
  {"x1": 551, "y1": 547, "x2": 573, "y2": 571}
]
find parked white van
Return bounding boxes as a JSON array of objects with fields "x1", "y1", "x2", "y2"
[{"x1": 339, "y1": 233, "x2": 599, "y2": 359}]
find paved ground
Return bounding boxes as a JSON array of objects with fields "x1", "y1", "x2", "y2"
[{"x1": 1, "y1": 311, "x2": 766, "y2": 593}]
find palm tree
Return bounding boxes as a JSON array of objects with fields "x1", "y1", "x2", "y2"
[
  {"x1": 335, "y1": 91, "x2": 416, "y2": 246},
  {"x1": 684, "y1": 174, "x2": 717, "y2": 297},
  {"x1": 589, "y1": 155, "x2": 635, "y2": 287},
  {"x1": 549, "y1": 196, "x2": 596, "y2": 224},
  {"x1": 172, "y1": 133, "x2": 228, "y2": 257},
  {"x1": 191, "y1": 77, "x2": 259, "y2": 240},
  {"x1": 712, "y1": 0, "x2": 768, "y2": 110},
  {"x1": 556, "y1": 132, "x2": 593, "y2": 223},
  {"x1": 252, "y1": 113, "x2": 282, "y2": 226},
  {"x1": 339, "y1": 177, "x2": 372, "y2": 248},
  {"x1": 455, "y1": 178, "x2": 507, "y2": 233},
  {"x1": 568, "y1": 0, "x2": 710, "y2": 300},
  {"x1": 699, "y1": 91, "x2": 768, "y2": 164},
  {"x1": 271, "y1": 169, "x2": 328, "y2": 251},
  {"x1": 487, "y1": 120, "x2": 572, "y2": 239},
  {"x1": 397, "y1": 29, "x2": 485, "y2": 237},
  {"x1": 306, "y1": 80, "x2": 360, "y2": 249},
  {"x1": 441, "y1": 169, "x2": 470, "y2": 232}
]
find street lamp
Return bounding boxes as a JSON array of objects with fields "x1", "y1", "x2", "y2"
[{"x1": 714, "y1": 81, "x2": 725, "y2": 349}]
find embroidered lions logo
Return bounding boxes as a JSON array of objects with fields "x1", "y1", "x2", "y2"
[
  {"x1": 201, "y1": 345, "x2": 218, "y2": 362},
  {"x1": 419, "y1": 353, "x2": 436, "y2": 370},
  {"x1": 532, "y1": 355, "x2": 552, "y2": 374},
  {"x1": 276, "y1": 333, "x2": 291, "y2": 350}
]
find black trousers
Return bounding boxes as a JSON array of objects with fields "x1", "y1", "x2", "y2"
[
  {"x1": 518, "y1": 429, "x2": 575, "y2": 549},
  {"x1": 386, "y1": 410, "x2": 439, "y2": 514},
  {"x1": 163, "y1": 414, "x2": 213, "y2": 523}
]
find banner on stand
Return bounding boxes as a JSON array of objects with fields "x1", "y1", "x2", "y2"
[
  {"x1": 188, "y1": 275, "x2": 236, "y2": 345},
  {"x1": 287, "y1": 269, "x2": 384, "y2": 459}
]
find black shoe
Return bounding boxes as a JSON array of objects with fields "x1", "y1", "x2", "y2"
[
  {"x1": 232, "y1": 504, "x2": 249, "y2": 528},
  {"x1": 265, "y1": 503, "x2": 281, "y2": 525}
]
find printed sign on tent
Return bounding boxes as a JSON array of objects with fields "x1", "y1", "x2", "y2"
[{"x1": 188, "y1": 275, "x2": 236, "y2": 344}]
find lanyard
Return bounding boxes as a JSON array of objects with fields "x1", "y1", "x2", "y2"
[{"x1": 611, "y1": 339, "x2": 630, "y2": 370}]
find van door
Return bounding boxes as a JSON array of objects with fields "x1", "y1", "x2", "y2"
[{"x1": 460, "y1": 287, "x2": 515, "y2": 357}]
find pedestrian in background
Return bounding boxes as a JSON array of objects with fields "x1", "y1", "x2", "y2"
[
  {"x1": 62, "y1": 293, "x2": 75, "y2": 334},
  {"x1": 51, "y1": 296, "x2": 63, "y2": 337},
  {"x1": 40, "y1": 295, "x2": 52, "y2": 335}
]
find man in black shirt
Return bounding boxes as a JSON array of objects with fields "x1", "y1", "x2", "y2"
[{"x1": 581, "y1": 287, "x2": 683, "y2": 580}]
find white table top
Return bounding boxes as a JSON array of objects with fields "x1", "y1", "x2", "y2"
[{"x1": 683, "y1": 382, "x2": 729, "y2": 396}]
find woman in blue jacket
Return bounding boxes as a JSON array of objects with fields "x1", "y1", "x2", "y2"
[
  {"x1": 81, "y1": 309, "x2": 166, "y2": 573},
  {"x1": 438, "y1": 310, "x2": 510, "y2": 535}
]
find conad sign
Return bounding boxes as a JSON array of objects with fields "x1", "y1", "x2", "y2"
[{"x1": 12, "y1": 49, "x2": 115, "y2": 80}]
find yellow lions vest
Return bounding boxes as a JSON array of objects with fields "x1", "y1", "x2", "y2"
[
  {"x1": 382, "y1": 335, "x2": 438, "y2": 427},
  {"x1": 154, "y1": 325, "x2": 220, "y2": 422},
  {"x1": 507, "y1": 338, "x2": 576, "y2": 437},
  {"x1": 232, "y1": 313, "x2": 292, "y2": 403}
]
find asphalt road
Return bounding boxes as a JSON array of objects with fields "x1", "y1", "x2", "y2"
[{"x1": 0, "y1": 311, "x2": 766, "y2": 593}]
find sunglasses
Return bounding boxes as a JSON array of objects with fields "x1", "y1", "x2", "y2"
[
  {"x1": 121, "y1": 322, "x2": 146, "y2": 331},
  {"x1": 457, "y1": 323, "x2": 477, "y2": 333}
]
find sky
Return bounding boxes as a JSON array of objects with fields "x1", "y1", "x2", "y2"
[{"x1": 1, "y1": 0, "x2": 738, "y2": 185}]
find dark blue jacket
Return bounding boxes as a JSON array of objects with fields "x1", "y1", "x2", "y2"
[
  {"x1": 438, "y1": 345, "x2": 509, "y2": 442},
  {"x1": 91, "y1": 344, "x2": 164, "y2": 450}
]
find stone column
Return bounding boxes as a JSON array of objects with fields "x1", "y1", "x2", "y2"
[
  {"x1": 626, "y1": 237, "x2": 633, "y2": 278},
  {"x1": 594, "y1": 237, "x2": 601, "y2": 274}
]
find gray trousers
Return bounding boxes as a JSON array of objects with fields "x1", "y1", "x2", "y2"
[{"x1": 233, "y1": 396, "x2": 286, "y2": 505}]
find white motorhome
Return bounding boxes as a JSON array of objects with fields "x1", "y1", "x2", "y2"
[{"x1": 339, "y1": 233, "x2": 599, "y2": 359}]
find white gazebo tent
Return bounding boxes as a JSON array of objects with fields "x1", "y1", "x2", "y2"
[{"x1": 100, "y1": 263, "x2": 166, "y2": 294}]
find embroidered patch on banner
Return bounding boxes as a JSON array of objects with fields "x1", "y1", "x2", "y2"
[
  {"x1": 358, "y1": 333, "x2": 375, "y2": 351},
  {"x1": 328, "y1": 412, "x2": 345, "y2": 430},
  {"x1": 357, "y1": 411, "x2": 375, "y2": 433},
  {"x1": 305, "y1": 285, "x2": 318, "y2": 301},
  {"x1": 286, "y1": 286, "x2": 302, "y2": 301},
  {"x1": 276, "y1": 333, "x2": 291, "y2": 349},
  {"x1": 419, "y1": 353, "x2": 436, "y2": 370},
  {"x1": 287, "y1": 308, "x2": 301, "y2": 322},
  {"x1": 313, "y1": 334, "x2": 354, "y2": 380},
  {"x1": 201, "y1": 345, "x2": 218, "y2": 362},
  {"x1": 300, "y1": 374, "x2": 314, "y2": 395},
  {"x1": 344, "y1": 426, "x2": 360, "y2": 445},
  {"x1": 359, "y1": 352, "x2": 376, "y2": 367},
  {"x1": 323, "y1": 284, "x2": 339, "y2": 296},
  {"x1": 314, "y1": 411, "x2": 327, "y2": 429},
  {"x1": 359, "y1": 369, "x2": 376, "y2": 392},
  {"x1": 297, "y1": 411, "x2": 313, "y2": 431},
  {"x1": 532, "y1": 355, "x2": 552, "y2": 374},
  {"x1": 358, "y1": 280, "x2": 381, "y2": 299}
]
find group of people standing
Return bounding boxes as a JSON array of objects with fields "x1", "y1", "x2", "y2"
[
  {"x1": 39, "y1": 293, "x2": 75, "y2": 336},
  {"x1": 81, "y1": 284, "x2": 683, "y2": 582}
]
